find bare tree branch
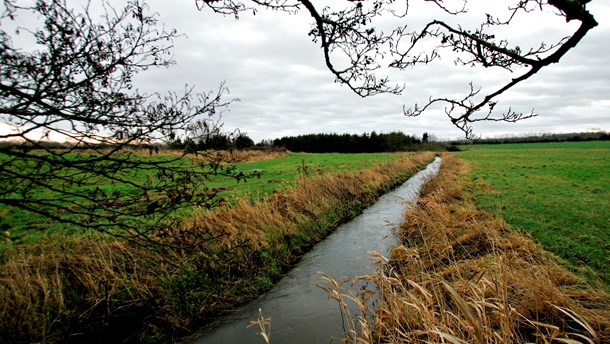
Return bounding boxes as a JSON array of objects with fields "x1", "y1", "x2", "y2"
[
  {"x1": 0, "y1": 0, "x2": 252, "y2": 242},
  {"x1": 195, "y1": 0, "x2": 599, "y2": 137},
  {"x1": 400, "y1": 0, "x2": 598, "y2": 137}
]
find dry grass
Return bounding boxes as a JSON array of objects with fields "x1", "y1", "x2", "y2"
[
  {"x1": 322, "y1": 153, "x2": 610, "y2": 343},
  {"x1": 0, "y1": 235, "x2": 161, "y2": 343},
  {"x1": 0, "y1": 152, "x2": 434, "y2": 343},
  {"x1": 161, "y1": 152, "x2": 434, "y2": 253},
  {"x1": 196, "y1": 148, "x2": 288, "y2": 163},
  {"x1": 49, "y1": 147, "x2": 288, "y2": 163},
  {"x1": 155, "y1": 148, "x2": 288, "y2": 163}
]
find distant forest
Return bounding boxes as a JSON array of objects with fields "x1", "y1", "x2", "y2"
[
  {"x1": 2, "y1": 130, "x2": 607, "y2": 153},
  {"x1": 266, "y1": 132, "x2": 440, "y2": 153}
]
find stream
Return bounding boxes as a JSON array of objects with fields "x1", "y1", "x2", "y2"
[{"x1": 191, "y1": 157, "x2": 442, "y2": 344}]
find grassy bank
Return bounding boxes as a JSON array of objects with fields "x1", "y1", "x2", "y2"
[
  {"x1": 0, "y1": 152, "x2": 434, "y2": 343},
  {"x1": 325, "y1": 154, "x2": 610, "y2": 343},
  {"x1": 457, "y1": 141, "x2": 610, "y2": 287},
  {"x1": 208, "y1": 151, "x2": 418, "y2": 202}
]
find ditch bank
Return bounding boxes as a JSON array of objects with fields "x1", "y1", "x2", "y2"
[
  {"x1": 0, "y1": 152, "x2": 435, "y2": 344},
  {"x1": 189, "y1": 157, "x2": 442, "y2": 343},
  {"x1": 345, "y1": 154, "x2": 610, "y2": 343}
]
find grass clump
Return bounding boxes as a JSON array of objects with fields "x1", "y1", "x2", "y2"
[
  {"x1": 0, "y1": 234, "x2": 162, "y2": 343},
  {"x1": 323, "y1": 153, "x2": 610, "y2": 343}
]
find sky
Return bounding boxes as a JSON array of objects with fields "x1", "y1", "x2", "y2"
[
  {"x1": 126, "y1": 0, "x2": 610, "y2": 142},
  {"x1": 4, "y1": 0, "x2": 609, "y2": 143}
]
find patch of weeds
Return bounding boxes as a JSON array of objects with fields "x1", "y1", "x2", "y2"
[
  {"x1": 289, "y1": 231, "x2": 312, "y2": 253},
  {"x1": 162, "y1": 267, "x2": 213, "y2": 319}
]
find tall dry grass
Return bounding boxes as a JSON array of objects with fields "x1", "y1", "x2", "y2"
[
  {"x1": 321, "y1": 153, "x2": 610, "y2": 343},
  {"x1": 0, "y1": 152, "x2": 434, "y2": 343},
  {"x1": 152, "y1": 153, "x2": 435, "y2": 318},
  {"x1": 156, "y1": 147, "x2": 288, "y2": 163},
  {"x1": 55, "y1": 147, "x2": 288, "y2": 163},
  {"x1": 0, "y1": 235, "x2": 162, "y2": 343},
  {"x1": 161, "y1": 152, "x2": 434, "y2": 252},
  {"x1": 197, "y1": 148, "x2": 288, "y2": 163}
]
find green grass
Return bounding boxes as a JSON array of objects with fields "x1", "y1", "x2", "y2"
[
  {"x1": 211, "y1": 152, "x2": 407, "y2": 201},
  {"x1": 458, "y1": 141, "x2": 610, "y2": 288},
  {"x1": 0, "y1": 152, "x2": 407, "y2": 241}
]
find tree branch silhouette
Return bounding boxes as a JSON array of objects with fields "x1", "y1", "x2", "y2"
[
  {"x1": 196, "y1": 0, "x2": 599, "y2": 137},
  {"x1": 0, "y1": 0, "x2": 251, "y2": 242}
]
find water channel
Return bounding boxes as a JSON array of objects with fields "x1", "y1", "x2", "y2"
[{"x1": 191, "y1": 157, "x2": 442, "y2": 344}]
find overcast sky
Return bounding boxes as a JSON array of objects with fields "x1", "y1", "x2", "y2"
[
  {"x1": 39, "y1": 1, "x2": 610, "y2": 142},
  {"x1": 127, "y1": 0, "x2": 610, "y2": 142}
]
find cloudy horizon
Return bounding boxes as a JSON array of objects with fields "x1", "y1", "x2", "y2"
[{"x1": 135, "y1": 1, "x2": 609, "y2": 143}]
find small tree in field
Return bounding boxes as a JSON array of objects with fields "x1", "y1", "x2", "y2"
[
  {"x1": 234, "y1": 132, "x2": 255, "y2": 149},
  {"x1": 197, "y1": 0, "x2": 599, "y2": 137},
  {"x1": 0, "y1": 0, "x2": 248, "y2": 242}
]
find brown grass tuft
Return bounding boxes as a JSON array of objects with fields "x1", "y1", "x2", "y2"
[
  {"x1": 161, "y1": 152, "x2": 434, "y2": 253},
  {"x1": 190, "y1": 148, "x2": 288, "y2": 163},
  {"x1": 0, "y1": 235, "x2": 161, "y2": 343}
]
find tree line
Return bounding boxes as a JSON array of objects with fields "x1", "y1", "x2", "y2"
[
  {"x1": 268, "y1": 131, "x2": 437, "y2": 153},
  {"x1": 169, "y1": 131, "x2": 255, "y2": 151}
]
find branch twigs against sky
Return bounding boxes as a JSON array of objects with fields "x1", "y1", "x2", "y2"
[{"x1": 197, "y1": 0, "x2": 599, "y2": 138}]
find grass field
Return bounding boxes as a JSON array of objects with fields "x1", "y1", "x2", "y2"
[
  {"x1": 210, "y1": 152, "x2": 411, "y2": 201},
  {"x1": 0, "y1": 150, "x2": 434, "y2": 343},
  {"x1": 4, "y1": 142, "x2": 609, "y2": 342},
  {"x1": 335, "y1": 153, "x2": 610, "y2": 343},
  {"x1": 458, "y1": 141, "x2": 610, "y2": 287},
  {"x1": 0, "y1": 151, "x2": 409, "y2": 241}
]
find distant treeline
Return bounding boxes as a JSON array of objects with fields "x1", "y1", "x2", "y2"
[
  {"x1": 170, "y1": 132, "x2": 255, "y2": 151},
  {"x1": 4, "y1": 131, "x2": 606, "y2": 153},
  {"x1": 265, "y1": 131, "x2": 446, "y2": 153},
  {"x1": 453, "y1": 131, "x2": 609, "y2": 145}
]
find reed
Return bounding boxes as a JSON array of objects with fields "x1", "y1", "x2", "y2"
[
  {"x1": 0, "y1": 235, "x2": 161, "y2": 343},
  {"x1": 321, "y1": 153, "x2": 610, "y2": 343},
  {"x1": 57, "y1": 148, "x2": 288, "y2": 163}
]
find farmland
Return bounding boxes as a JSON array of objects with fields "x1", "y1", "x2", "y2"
[
  {"x1": 458, "y1": 141, "x2": 610, "y2": 288},
  {"x1": 317, "y1": 142, "x2": 610, "y2": 343},
  {"x1": 343, "y1": 152, "x2": 610, "y2": 343},
  {"x1": 2, "y1": 141, "x2": 610, "y2": 343},
  {"x1": 209, "y1": 151, "x2": 418, "y2": 201}
]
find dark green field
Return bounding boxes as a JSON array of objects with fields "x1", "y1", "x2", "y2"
[
  {"x1": 0, "y1": 151, "x2": 409, "y2": 241},
  {"x1": 458, "y1": 141, "x2": 610, "y2": 287},
  {"x1": 210, "y1": 152, "x2": 410, "y2": 200}
]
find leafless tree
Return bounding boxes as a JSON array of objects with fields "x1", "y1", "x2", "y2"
[
  {"x1": 196, "y1": 0, "x2": 599, "y2": 137},
  {"x1": 0, "y1": 0, "x2": 249, "y2": 242}
]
